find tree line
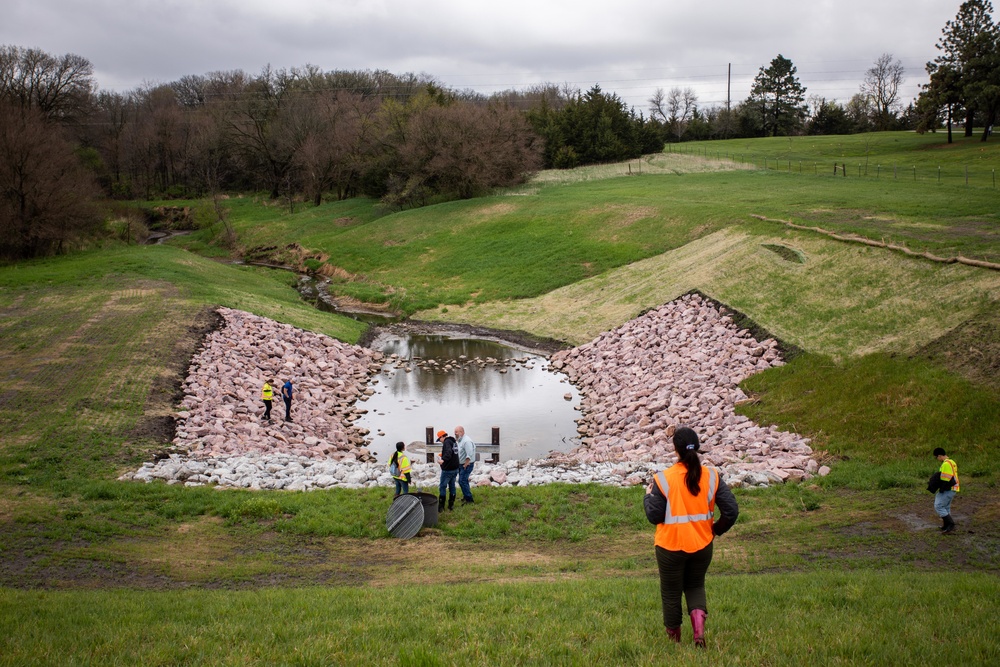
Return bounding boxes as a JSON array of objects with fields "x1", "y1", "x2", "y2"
[{"x1": 1, "y1": 0, "x2": 995, "y2": 260}]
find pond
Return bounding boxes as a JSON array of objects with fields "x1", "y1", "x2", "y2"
[{"x1": 355, "y1": 327, "x2": 582, "y2": 463}]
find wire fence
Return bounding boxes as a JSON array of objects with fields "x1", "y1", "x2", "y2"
[{"x1": 666, "y1": 143, "x2": 1000, "y2": 190}]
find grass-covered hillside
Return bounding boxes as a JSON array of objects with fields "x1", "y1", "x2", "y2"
[{"x1": 1, "y1": 133, "x2": 998, "y2": 665}]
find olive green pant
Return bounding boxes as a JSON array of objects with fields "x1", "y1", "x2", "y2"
[{"x1": 655, "y1": 541, "x2": 714, "y2": 628}]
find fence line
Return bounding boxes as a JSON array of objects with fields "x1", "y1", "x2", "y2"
[{"x1": 666, "y1": 143, "x2": 999, "y2": 190}]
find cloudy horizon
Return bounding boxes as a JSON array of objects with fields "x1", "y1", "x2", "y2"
[{"x1": 4, "y1": 0, "x2": 972, "y2": 112}]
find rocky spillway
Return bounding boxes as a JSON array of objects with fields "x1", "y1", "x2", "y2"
[
  {"x1": 121, "y1": 297, "x2": 827, "y2": 490},
  {"x1": 170, "y1": 307, "x2": 382, "y2": 461},
  {"x1": 547, "y1": 293, "x2": 819, "y2": 483}
]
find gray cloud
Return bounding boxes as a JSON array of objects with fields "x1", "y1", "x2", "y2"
[{"x1": 3, "y1": 0, "x2": 968, "y2": 108}]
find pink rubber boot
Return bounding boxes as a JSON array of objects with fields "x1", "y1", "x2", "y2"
[
  {"x1": 690, "y1": 609, "x2": 707, "y2": 647},
  {"x1": 665, "y1": 626, "x2": 681, "y2": 643}
]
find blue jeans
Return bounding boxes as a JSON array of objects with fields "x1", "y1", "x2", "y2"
[
  {"x1": 439, "y1": 469, "x2": 458, "y2": 498},
  {"x1": 394, "y1": 478, "x2": 409, "y2": 496},
  {"x1": 459, "y1": 463, "x2": 475, "y2": 500},
  {"x1": 934, "y1": 490, "x2": 956, "y2": 517}
]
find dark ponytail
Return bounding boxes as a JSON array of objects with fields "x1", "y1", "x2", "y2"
[{"x1": 673, "y1": 426, "x2": 702, "y2": 495}]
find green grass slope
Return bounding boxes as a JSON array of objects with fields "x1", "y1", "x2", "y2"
[{"x1": 1, "y1": 133, "x2": 998, "y2": 666}]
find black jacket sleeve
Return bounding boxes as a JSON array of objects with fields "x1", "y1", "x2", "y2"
[
  {"x1": 712, "y1": 477, "x2": 739, "y2": 536},
  {"x1": 643, "y1": 481, "x2": 666, "y2": 525}
]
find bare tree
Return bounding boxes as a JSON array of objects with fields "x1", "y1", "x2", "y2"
[
  {"x1": 862, "y1": 53, "x2": 905, "y2": 130},
  {"x1": 0, "y1": 45, "x2": 94, "y2": 124},
  {"x1": 0, "y1": 104, "x2": 103, "y2": 258},
  {"x1": 390, "y1": 102, "x2": 541, "y2": 207},
  {"x1": 649, "y1": 87, "x2": 697, "y2": 140}
]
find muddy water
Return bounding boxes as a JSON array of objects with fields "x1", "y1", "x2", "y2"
[
  {"x1": 355, "y1": 330, "x2": 581, "y2": 463},
  {"x1": 294, "y1": 272, "x2": 582, "y2": 462}
]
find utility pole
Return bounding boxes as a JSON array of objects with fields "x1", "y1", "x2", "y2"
[{"x1": 726, "y1": 63, "x2": 731, "y2": 138}]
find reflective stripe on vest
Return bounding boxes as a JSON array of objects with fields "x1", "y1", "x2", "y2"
[
  {"x1": 653, "y1": 464, "x2": 718, "y2": 553},
  {"x1": 262, "y1": 384, "x2": 273, "y2": 400},
  {"x1": 655, "y1": 468, "x2": 718, "y2": 524},
  {"x1": 941, "y1": 458, "x2": 960, "y2": 492}
]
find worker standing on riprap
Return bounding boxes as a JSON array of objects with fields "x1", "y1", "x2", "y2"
[
  {"x1": 261, "y1": 378, "x2": 274, "y2": 423},
  {"x1": 644, "y1": 426, "x2": 739, "y2": 647}
]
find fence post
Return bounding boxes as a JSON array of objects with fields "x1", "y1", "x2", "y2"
[
  {"x1": 491, "y1": 427, "x2": 500, "y2": 464},
  {"x1": 913, "y1": 166, "x2": 916, "y2": 181},
  {"x1": 938, "y1": 166, "x2": 941, "y2": 183},
  {"x1": 426, "y1": 427, "x2": 435, "y2": 463}
]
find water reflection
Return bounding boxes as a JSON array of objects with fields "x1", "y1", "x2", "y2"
[{"x1": 357, "y1": 333, "x2": 581, "y2": 463}]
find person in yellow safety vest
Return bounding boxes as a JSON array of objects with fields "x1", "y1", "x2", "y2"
[
  {"x1": 389, "y1": 441, "x2": 412, "y2": 497},
  {"x1": 644, "y1": 426, "x2": 739, "y2": 647},
  {"x1": 261, "y1": 378, "x2": 274, "y2": 423},
  {"x1": 933, "y1": 447, "x2": 960, "y2": 534}
]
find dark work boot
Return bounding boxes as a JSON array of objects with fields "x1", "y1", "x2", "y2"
[
  {"x1": 438, "y1": 496, "x2": 445, "y2": 512},
  {"x1": 942, "y1": 515, "x2": 956, "y2": 534},
  {"x1": 448, "y1": 494, "x2": 455, "y2": 511}
]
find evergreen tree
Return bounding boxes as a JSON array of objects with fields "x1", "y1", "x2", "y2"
[
  {"x1": 746, "y1": 55, "x2": 808, "y2": 136},
  {"x1": 925, "y1": 0, "x2": 1000, "y2": 138}
]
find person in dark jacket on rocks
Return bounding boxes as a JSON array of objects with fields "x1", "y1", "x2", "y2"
[
  {"x1": 281, "y1": 378, "x2": 293, "y2": 422},
  {"x1": 436, "y1": 430, "x2": 459, "y2": 512},
  {"x1": 644, "y1": 426, "x2": 739, "y2": 647}
]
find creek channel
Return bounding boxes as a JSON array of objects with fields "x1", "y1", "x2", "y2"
[{"x1": 296, "y1": 274, "x2": 583, "y2": 463}]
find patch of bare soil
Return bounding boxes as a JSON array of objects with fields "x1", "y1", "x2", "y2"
[
  {"x1": 127, "y1": 306, "x2": 222, "y2": 447},
  {"x1": 918, "y1": 305, "x2": 1000, "y2": 390}
]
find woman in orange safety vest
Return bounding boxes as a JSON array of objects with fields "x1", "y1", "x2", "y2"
[{"x1": 644, "y1": 426, "x2": 739, "y2": 647}]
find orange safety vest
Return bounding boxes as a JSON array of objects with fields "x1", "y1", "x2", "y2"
[{"x1": 653, "y1": 463, "x2": 719, "y2": 553}]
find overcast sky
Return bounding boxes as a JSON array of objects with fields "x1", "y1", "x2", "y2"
[{"x1": 3, "y1": 0, "x2": 974, "y2": 111}]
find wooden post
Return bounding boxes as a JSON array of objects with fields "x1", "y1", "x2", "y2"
[
  {"x1": 492, "y1": 427, "x2": 500, "y2": 463},
  {"x1": 426, "y1": 427, "x2": 434, "y2": 463}
]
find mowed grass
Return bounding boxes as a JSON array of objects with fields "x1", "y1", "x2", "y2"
[
  {"x1": 2, "y1": 571, "x2": 998, "y2": 666},
  {"x1": 425, "y1": 225, "x2": 1000, "y2": 357},
  {"x1": 172, "y1": 145, "x2": 1000, "y2": 316},
  {"x1": 672, "y1": 130, "x2": 1000, "y2": 186}
]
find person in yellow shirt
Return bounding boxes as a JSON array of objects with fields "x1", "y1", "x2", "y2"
[
  {"x1": 933, "y1": 447, "x2": 960, "y2": 534},
  {"x1": 261, "y1": 378, "x2": 274, "y2": 423},
  {"x1": 389, "y1": 442, "x2": 412, "y2": 497}
]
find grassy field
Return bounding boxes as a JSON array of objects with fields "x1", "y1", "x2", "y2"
[
  {"x1": 2, "y1": 132, "x2": 999, "y2": 665},
  {"x1": 670, "y1": 130, "x2": 1000, "y2": 188},
  {"x1": 171, "y1": 152, "x2": 1000, "y2": 316}
]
